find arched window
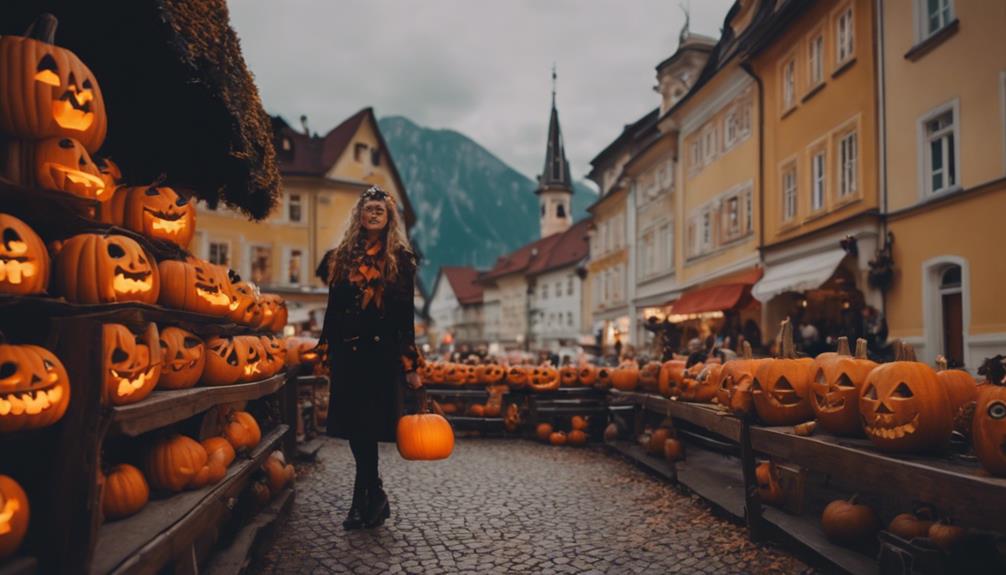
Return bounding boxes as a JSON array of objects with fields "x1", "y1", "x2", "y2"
[
  {"x1": 556, "y1": 202, "x2": 566, "y2": 218},
  {"x1": 939, "y1": 265, "x2": 963, "y2": 367}
]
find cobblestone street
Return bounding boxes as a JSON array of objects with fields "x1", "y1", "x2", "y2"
[{"x1": 253, "y1": 439, "x2": 812, "y2": 574}]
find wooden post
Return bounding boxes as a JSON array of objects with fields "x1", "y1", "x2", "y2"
[{"x1": 739, "y1": 418, "x2": 765, "y2": 542}]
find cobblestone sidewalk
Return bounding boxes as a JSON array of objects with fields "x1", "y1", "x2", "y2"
[{"x1": 252, "y1": 438, "x2": 812, "y2": 574}]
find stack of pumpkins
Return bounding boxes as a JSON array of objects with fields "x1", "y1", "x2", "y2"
[
  {"x1": 101, "y1": 407, "x2": 264, "y2": 521},
  {"x1": 534, "y1": 416, "x2": 589, "y2": 447}
]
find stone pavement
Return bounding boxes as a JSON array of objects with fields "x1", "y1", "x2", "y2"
[{"x1": 252, "y1": 438, "x2": 813, "y2": 574}]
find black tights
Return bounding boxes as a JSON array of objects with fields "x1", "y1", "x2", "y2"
[{"x1": 349, "y1": 439, "x2": 379, "y2": 489}]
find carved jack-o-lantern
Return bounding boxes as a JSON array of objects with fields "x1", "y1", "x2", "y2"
[
  {"x1": 29, "y1": 137, "x2": 107, "y2": 200},
  {"x1": 528, "y1": 365, "x2": 561, "y2": 392},
  {"x1": 0, "y1": 14, "x2": 107, "y2": 153},
  {"x1": 658, "y1": 360, "x2": 687, "y2": 398},
  {"x1": 812, "y1": 338, "x2": 876, "y2": 435},
  {"x1": 258, "y1": 335, "x2": 286, "y2": 378},
  {"x1": 462, "y1": 364, "x2": 479, "y2": 385},
  {"x1": 234, "y1": 335, "x2": 266, "y2": 383},
  {"x1": 54, "y1": 233, "x2": 159, "y2": 304},
  {"x1": 258, "y1": 294, "x2": 283, "y2": 331},
  {"x1": 157, "y1": 327, "x2": 204, "y2": 390},
  {"x1": 227, "y1": 281, "x2": 262, "y2": 326},
  {"x1": 480, "y1": 363, "x2": 506, "y2": 385},
  {"x1": 107, "y1": 185, "x2": 195, "y2": 248},
  {"x1": 428, "y1": 362, "x2": 446, "y2": 384},
  {"x1": 0, "y1": 475, "x2": 29, "y2": 560},
  {"x1": 638, "y1": 361, "x2": 661, "y2": 393},
  {"x1": 506, "y1": 365, "x2": 529, "y2": 389},
  {"x1": 577, "y1": 364, "x2": 597, "y2": 386},
  {"x1": 0, "y1": 213, "x2": 49, "y2": 295},
  {"x1": 752, "y1": 320, "x2": 816, "y2": 426},
  {"x1": 158, "y1": 259, "x2": 234, "y2": 317},
  {"x1": 202, "y1": 336, "x2": 243, "y2": 386},
  {"x1": 973, "y1": 356, "x2": 1006, "y2": 476},
  {"x1": 0, "y1": 343, "x2": 70, "y2": 432},
  {"x1": 859, "y1": 343, "x2": 953, "y2": 452},
  {"x1": 103, "y1": 323, "x2": 161, "y2": 406},
  {"x1": 559, "y1": 365, "x2": 578, "y2": 387},
  {"x1": 95, "y1": 157, "x2": 122, "y2": 194},
  {"x1": 681, "y1": 363, "x2": 722, "y2": 403}
]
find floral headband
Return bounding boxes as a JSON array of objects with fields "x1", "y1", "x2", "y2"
[{"x1": 361, "y1": 185, "x2": 390, "y2": 203}]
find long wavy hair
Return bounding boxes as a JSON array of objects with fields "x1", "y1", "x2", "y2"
[{"x1": 327, "y1": 190, "x2": 414, "y2": 285}]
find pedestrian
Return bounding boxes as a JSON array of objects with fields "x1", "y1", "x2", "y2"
[
  {"x1": 317, "y1": 186, "x2": 423, "y2": 530},
  {"x1": 613, "y1": 335, "x2": 623, "y2": 363}
]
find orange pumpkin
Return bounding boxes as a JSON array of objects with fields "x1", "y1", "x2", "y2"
[
  {"x1": 227, "y1": 280, "x2": 261, "y2": 326},
  {"x1": 935, "y1": 355, "x2": 979, "y2": 423},
  {"x1": 663, "y1": 438, "x2": 685, "y2": 462},
  {"x1": 103, "y1": 323, "x2": 161, "y2": 406},
  {"x1": 504, "y1": 403, "x2": 521, "y2": 432},
  {"x1": 201, "y1": 436, "x2": 236, "y2": 470},
  {"x1": 95, "y1": 157, "x2": 122, "y2": 200},
  {"x1": 658, "y1": 359, "x2": 687, "y2": 398},
  {"x1": 462, "y1": 364, "x2": 479, "y2": 386},
  {"x1": 682, "y1": 363, "x2": 722, "y2": 403},
  {"x1": 821, "y1": 495, "x2": 879, "y2": 545},
  {"x1": 752, "y1": 320, "x2": 816, "y2": 426},
  {"x1": 397, "y1": 404, "x2": 454, "y2": 460},
  {"x1": 507, "y1": 365, "x2": 529, "y2": 389},
  {"x1": 755, "y1": 461, "x2": 785, "y2": 506},
  {"x1": 0, "y1": 343, "x2": 70, "y2": 432},
  {"x1": 528, "y1": 365, "x2": 561, "y2": 392},
  {"x1": 102, "y1": 463, "x2": 149, "y2": 520},
  {"x1": 549, "y1": 431, "x2": 567, "y2": 446},
  {"x1": 157, "y1": 327, "x2": 204, "y2": 390},
  {"x1": 157, "y1": 259, "x2": 234, "y2": 316},
  {"x1": 611, "y1": 360, "x2": 640, "y2": 392},
  {"x1": 0, "y1": 475, "x2": 29, "y2": 559},
  {"x1": 860, "y1": 342, "x2": 953, "y2": 452},
  {"x1": 443, "y1": 363, "x2": 464, "y2": 385},
  {"x1": 468, "y1": 404, "x2": 485, "y2": 417},
  {"x1": 535, "y1": 422, "x2": 553, "y2": 442},
  {"x1": 484, "y1": 385, "x2": 506, "y2": 417},
  {"x1": 223, "y1": 410, "x2": 262, "y2": 451},
  {"x1": 0, "y1": 14, "x2": 107, "y2": 152},
  {"x1": 480, "y1": 363, "x2": 506, "y2": 385},
  {"x1": 257, "y1": 294, "x2": 283, "y2": 331},
  {"x1": 973, "y1": 356, "x2": 1006, "y2": 476},
  {"x1": 202, "y1": 336, "x2": 244, "y2": 386},
  {"x1": 144, "y1": 434, "x2": 210, "y2": 492},
  {"x1": 106, "y1": 185, "x2": 195, "y2": 248},
  {"x1": 717, "y1": 342, "x2": 762, "y2": 414},
  {"x1": 571, "y1": 416, "x2": 588, "y2": 431},
  {"x1": 428, "y1": 362, "x2": 446, "y2": 384},
  {"x1": 812, "y1": 338, "x2": 876, "y2": 435},
  {"x1": 577, "y1": 364, "x2": 597, "y2": 386},
  {"x1": 595, "y1": 366, "x2": 613, "y2": 390},
  {"x1": 54, "y1": 233, "x2": 159, "y2": 304},
  {"x1": 559, "y1": 365, "x2": 578, "y2": 387},
  {"x1": 259, "y1": 335, "x2": 286, "y2": 378},
  {"x1": 648, "y1": 428, "x2": 672, "y2": 456},
  {"x1": 0, "y1": 213, "x2": 50, "y2": 296},
  {"x1": 567, "y1": 429, "x2": 587, "y2": 446},
  {"x1": 269, "y1": 297, "x2": 288, "y2": 332},
  {"x1": 888, "y1": 511, "x2": 934, "y2": 540},
  {"x1": 262, "y1": 451, "x2": 296, "y2": 493},
  {"x1": 234, "y1": 336, "x2": 267, "y2": 383},
  {"x1": 638, "y1": 361, "x2": 662, "y2": 393}
]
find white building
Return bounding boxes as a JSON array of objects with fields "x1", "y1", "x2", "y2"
[
  {"x1": 528, "y1": 219, "x2": 592, "y2": 352},
  {"x1": 428, "y1": 267, "x2": 484, "y2": 346}
]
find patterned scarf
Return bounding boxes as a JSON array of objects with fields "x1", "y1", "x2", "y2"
[{"x1": 348, "y1": 238, "x2": 385, "y2": 309}]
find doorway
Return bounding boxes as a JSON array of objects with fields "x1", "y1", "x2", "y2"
[{"x1": 939, "y1": 265, "x2": 963, "y2": 367}]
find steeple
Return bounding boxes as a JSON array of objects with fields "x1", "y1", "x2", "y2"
[{"x1": 536, "y1": 67, "x2": 574, "y2": 238}]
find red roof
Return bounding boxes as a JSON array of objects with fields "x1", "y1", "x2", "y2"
[
  {"x1": 482, "y1": 219, "x2": 592, "y2": 282},
  {"x1": 439, "y1": 267, "x2": 484, "y2": 305}
]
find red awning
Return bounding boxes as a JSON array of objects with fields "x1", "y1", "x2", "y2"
[{"x1": 670, "y1": 284, "x2": 751, "y2": 315}]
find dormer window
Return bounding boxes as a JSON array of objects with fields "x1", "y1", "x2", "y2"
[
  {"x1": 354, "y1": 143, "x2": 368, "y2": 162},
  {"x1": 281, "y1": 137, "x2": 292, "y2": 151}
]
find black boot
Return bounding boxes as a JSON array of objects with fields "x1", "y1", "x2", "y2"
[
  {"x1": 362, "y1": 478, "x2": 390, "y2": 528},
  {"x1": 342, "y1": 480, "x2": 367, "y2": 530}
]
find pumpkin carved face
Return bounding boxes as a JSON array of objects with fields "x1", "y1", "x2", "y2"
[
  {"x1": 103, "y1": 323, "x2": 161, "y2": 405},
  {"x1": 752, "y1": 321, "x2": 815, "y2": 426},
  {"x1": 158, "y1": 259, "x2": 234, "y2": 316},
  {"x1": 95, "y1": 157, "x2": 122, "y2": 194},
  {"x1": 462, "y1": 364, "x2": 479, "y2": 385},
  {"x1": 528, "y1": 365, "x2": 560, "y2": 392},
  {"x1": 974, "y1": 384, "x2": 1006, "y2": 476},
  {"x1": 577, "y1": 364, "x2": 597, "y2": 386},
  {"x1": 658, "y1": 360, "x2": 687, "y2": 398},
  {"x1": 114, "y1": 186, "x2": 195, "y2": 248},
  {"x1": 0, "y1": 15, "x2": 107, "y2": 153},
  {"x1": 812, "y1": 339, "x2": 876, "y2": 435},
  {"x1": 34, "y1": 137, "x2": 107, "y2": 200},
  {"x1": 506, "y1": 365, "x2": 529, "y2": 389},
  {"x1": 202, "y1": 336, "x2": 243, "y2": 386},
  {"x1": 481, "y1": 363, "x2": 506, "y2": 385},
  {"x1": 638, "y1": 362, "x2": 661, "y2": 392},
  {"x1": 234, "y1": 336, "x2": 266, "y2": 383},
  {"x1": 259, "y1": 336, "x2": 286, "y2": 377},
  {"x1": 55, "y1": 233, "x2": 159, "y2": 304},
  {"x1": 258, "y1": 295, "x2": 283, "y2": 331},
  {"x1": 0, "y1": 343, "x2": 70, "y2": 432},
  {"x1": 559, "y1": 365, "x2": 578, "y2": 387},
  {"x1": 682, "y1": 363, "x2": 722, "y2": 403},
  {"x1": 0, "y1": 475, "x2": 29, "y2": 560},
  {"x1": 428, "y1": 362, "x2": 446, "y2": 384},
  {"x1": 0, "y1": 214, "x2": 49, "y2": 296},
  {"x1": 157, "y1": 327, "x2": 204, "y2": 390},
  {"x1": 227, "y1": 281, "x2": 261, "y2": 326},
  {"x1": 859, "y1": 345, "x2": 953, "y2": 452}
]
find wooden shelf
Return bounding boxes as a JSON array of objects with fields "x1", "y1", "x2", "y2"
[
  {"x1": 609, "y1": 390, "x2": 743, "y2": 443},
  {"x1": 675, "y1": 445, "x2": 747, "y2": 521},
  {"x1": 761, "y1": 507, "x2": 876, "y2": 575},
  {"x1": 92, "y1": 425, "x2": 289, "y2": 575},
  {"x1": 425, "y1": 388, "x2": 492, "y2": 398},
  {"x1": 749, "y1": 425, "x2": 1006, "y2": 532},
  {"x1": 203, "y1": 486, "x2": 295, "y2": 575},
  {"x1": 294, "y1": 376, "x2": 328, "y2": 387},
  {"x1": 109, "y1": 374, "x2": 288, "y2": 436},
  {"x1": 605, "y1": 439, "x2": 676, "y2": 482}
]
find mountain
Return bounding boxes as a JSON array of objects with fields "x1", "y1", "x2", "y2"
[{"x1": 377, "y1": 116, "x2": 597, "y2": 290}]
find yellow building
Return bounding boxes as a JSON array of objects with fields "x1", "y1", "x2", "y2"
[
  {"x1": 193, "y1": 108, "x2": 415, "y2": 330},
  {"x1": 747, "y1": 0, "x2": 882, "y2": 346},
  {"x1": 658, "y1": 3, "x2": 766, "y2": 348},
  {"x1": 880, "y1": 0, "x2": 1006, "y2": 368}
]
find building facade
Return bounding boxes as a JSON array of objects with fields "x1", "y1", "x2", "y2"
[
  {"x1": 428, "y1": 267, "x2": 484, "y2": 347},
  {"x1": 747, "y1": 0, "x2": 882, "y2": 348},
  {"x1": 528, "y1": 219, "x2": 592, "y2": 352},
  {"x1": 880, "y1": 0, "x2": 1006, "y2": 368},
  {"x1": 193, "y1": 108, "x2": 416, "y2": 330}
]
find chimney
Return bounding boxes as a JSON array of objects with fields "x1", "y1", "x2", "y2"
[{"x1": 300, "y1": 114, "x2": 310, "y2": 136}]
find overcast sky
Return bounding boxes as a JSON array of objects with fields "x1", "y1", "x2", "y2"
[{"x1": 228, "y1": 1, "x2": 734, "y2": 184}]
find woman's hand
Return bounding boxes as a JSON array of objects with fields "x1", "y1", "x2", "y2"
[{"x1": 405, "y1": 371, "x2": 423, "y2": 390}]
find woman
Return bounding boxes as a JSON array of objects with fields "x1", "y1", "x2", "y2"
[{"x1": 318, "y1": 185, "x2": 423, "y2": 530}]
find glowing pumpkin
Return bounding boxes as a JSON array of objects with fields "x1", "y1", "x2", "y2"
[
  {"x1": 0, "y1": 475, "x2": 29, "y2": 559},
  {"x1": 105, "y1": 185, "x2": 195, "y2": 248},
  {"x1": 103, "y1": 323, "x2": 161, "y2": 406},
  {"x1": 202, "y1": 336, "x2": 243, "y2": 386},
  {"x1": 0, "y1": 343, "x2": 70, "y2": 432},
  {"x1": 157, "y1": 259, "x2": 234, "y2": 316},
  {"x1": 54, "y1": 233, "x2": 159, "y2": 304},
  {"x1": 0, "y1": 214, "x2": 49, "y2": 296},
  {"x1": 157, "y1": 327, "x2": 204, "y2": 390},
  {"x1": 234, "y1": 335, "x2": 267, "y2": 383}
]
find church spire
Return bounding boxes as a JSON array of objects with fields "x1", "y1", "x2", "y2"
[{"x1": 538, "y1": 67, "x2": 573, "y2": 192}]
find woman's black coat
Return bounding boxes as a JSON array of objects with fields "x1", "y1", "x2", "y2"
[{"x1": 320, "y1": 248, "x2": 420, "y2": 442}]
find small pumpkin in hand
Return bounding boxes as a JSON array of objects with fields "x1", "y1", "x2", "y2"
[
  {"x1": 54, "y1": 233, "x2": 159, "y2": 304},
  {"x1": 0, "y1": 213, "x2": 50, "y2": 296},
  {"x1": 752, "y1": 320, "x2": 816, "y2": 426},
  {"x1": 0, "y1": 475, "x2": 29, "y2": 559},
  {"x1": 860, "y1": 342, "x2": 953, "y2": 452},
  {"x1": 821, "y1": 495, "x2": 879, "y2": 545},
  {"x1": 397, "y1": 408, "x2": 453, "y2": 460},
  {"x1": 102, "y1": 463, "x2": 149, "y2": 520},
  {"x1": 103, "y1": 323, "x2": 161, "y2": 406},
  {"x1": 157, "y1": 327, "x2": 204, "y2": 390}
]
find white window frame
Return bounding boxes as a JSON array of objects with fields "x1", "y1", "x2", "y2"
[
  {"x1": 811, "y1": 149, "x2": 826, "y2": 211},
  {"x1": 701, "y1": 125, "x2": 718, "y2": 165},
  {"x1": 208, "y1": 239, "x2": 231, "y2": 267},
  {"x1": 246, "y1": 243, "x2": 273, "y2": 286},
  {"x1": 835, "y1": 4, "x2": 855, "y2": 66},
  {"x1": 287, "y1": 192, "x2": 304, "y2": 223},
  {"x1": 921, "y1": 255, "x2": 970, "y2": 368},
  {"x1": 838, "y1": 131, "x2": 858, "y2": 199},
  {"x1": 915, "y1": 0, "x2": 955, "y2": 42},
  {"x1": 782, "y1": 163, "x2": 798, "y2": 222},
  {"x1": 724, "y1": 108, "x2": 739, "y2": 149},
  {"x1": 782, "y1": 58, "x2": 796, "y2": 113},
  {"x1": 284, "y1": 246, "x2": 306, "y2": 286},
  {"x1": 917, "y1": 99, "x2": 961, "y2": 199},
  {"x1": 700, "y1": 209, "x2": 713, "y2": 253},
  {"x1": 724, "y1": 194, "x2": 741, "y2": 239},
  {"x1": 744, "y1": 188, "x2": 753, "y2": 233},
  {"x1": 808, "y1": 31, "x2": 825, "y2": 88}
]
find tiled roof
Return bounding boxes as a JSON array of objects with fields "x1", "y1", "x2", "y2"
[
  {"x1": 439, "y1": 267, "x2": 484, "y2": 305},
  {"x1": 482, "y1": 218, "x2": 592, "y2": 282}
]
